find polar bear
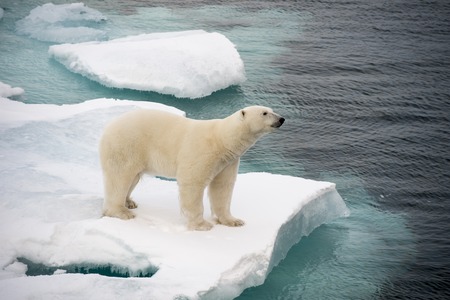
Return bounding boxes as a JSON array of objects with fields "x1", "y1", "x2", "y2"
[{"x1": 99, "y1": 106, "x2": 284, "y2": 230}]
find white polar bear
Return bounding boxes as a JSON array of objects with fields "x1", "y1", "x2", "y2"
[{"x1": 99, "y1": 106, "x2": 284, "y2": 230}]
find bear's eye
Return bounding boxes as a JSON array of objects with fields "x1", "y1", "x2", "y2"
[{"x1": 263, "y1": 112, "x2": 268, "y2": 116}]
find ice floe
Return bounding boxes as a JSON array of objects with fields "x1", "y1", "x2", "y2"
[
  {"x1": 16, "y1": 3, "x2": 107, "y2": 43},
  {"x1": 0, "y1": 98, "x2": 349, "y2": 299},
  {"x1": 0, "y1": 81, "x2": 24, "y2": 98},
  {"x1": 49, "y1": 30, "x2": 246, "y2": 99}
]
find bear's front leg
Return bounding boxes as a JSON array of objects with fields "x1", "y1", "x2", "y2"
[
  {"x1": 178, "y1": 184, "x2": 213, "y2": 231},
  {"x1": 208, "y1": 160, "x2": 244, "y2": 227}
]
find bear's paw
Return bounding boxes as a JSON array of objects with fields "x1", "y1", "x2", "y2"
[
  {"x1": 103, "y1": 207, "x2": 135, "y2": 220},
  {"x1": 126, "y1": 198, "x2": 138, "y2": 209},
  {"x1": 217, "y1": 217, "x2": 245, "y2": 227},
  {"x1": 188, "y1": 220, "x2": 214, "y2": 231}
]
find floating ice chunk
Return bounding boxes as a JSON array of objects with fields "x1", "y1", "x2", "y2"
[
  {"x1": 0, "y1": 82, "x2": 24, "y2": 98},
  {"x1": 49, "y1": 30, "x2": 246, "y2": 98},
  {"x1": 0, "y1": 98, "x2": 348, "y2": 299},
  {"x1": 16, "y1": 3, "x2": 107, "y2": 43},
  {"x1": 0, "y1": 8, "x2": 4, "y2": 20}
]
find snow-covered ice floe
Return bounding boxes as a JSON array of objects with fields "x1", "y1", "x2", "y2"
[
  {"x1": 0, "y1": 98, "x2": 349, "y2": 299},
  {"x1": 49, "y1": 30, "x2": 246, "y2": 99},
  {"x1": 16, "y1": 3, "x2": 107, "y2": 43}
]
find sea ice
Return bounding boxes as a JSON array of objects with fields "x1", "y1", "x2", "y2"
[
  {"x1": 16, "y1": 3, "x2": 107, "y2": 43},
  {"x1": 49, "y1": 30, "x2": 246, "y2": 99},
  {"x1": 0, "y1": 97, "x2": 349, "y2": 299},
  {"x1": 0, "y1": 81, "x2": 24, "y2": 98}
]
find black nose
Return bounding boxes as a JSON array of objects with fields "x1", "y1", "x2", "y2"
[{"x1": 279, "y1": 117, "x2": 285, "y2": 125}]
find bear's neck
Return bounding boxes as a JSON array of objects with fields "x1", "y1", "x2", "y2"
[{"x1": 217, "y1": 117, "x2": 260, "y2": 158}]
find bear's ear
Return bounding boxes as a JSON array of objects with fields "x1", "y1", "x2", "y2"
[{"x1": 241, "y1": 109, "x2": 246, "y2": 118}]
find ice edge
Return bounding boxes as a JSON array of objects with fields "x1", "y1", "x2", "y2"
[{"x1": 199, "y1": 184, "x2": 350, "y2": 300}]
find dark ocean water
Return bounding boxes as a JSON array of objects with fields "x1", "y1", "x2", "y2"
[
  {"x1": 1, "y1": 0, "x2": 450, "y2": 299},
  {"x1": 279, "y1": 1, "x2": 450, "y2": 298}
]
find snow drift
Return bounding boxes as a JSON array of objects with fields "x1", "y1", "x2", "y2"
[
  {"x1": 49, "y1": 30, "x2": 246, "y2": 99},
  {"x1": 0, "y1": 98, "x2": 349, "y2": 299}
]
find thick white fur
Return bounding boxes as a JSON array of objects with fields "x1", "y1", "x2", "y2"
[{"x1": 99, "y1": 106, "x2": 284, "y2": 230}]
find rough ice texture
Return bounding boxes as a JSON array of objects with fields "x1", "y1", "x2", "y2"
[
  {"x1": 15, "y1": 3, "x2": 107, "y2": 43},
  {"x1": 0, "y1": 98, "x2": 349, "y2": 299},
  {"x1": 49, "y1": 30, "x2": 247, "y2": 99},
  {"x1": 0, "y1": 82, "x2": 24, "y2": 98}
]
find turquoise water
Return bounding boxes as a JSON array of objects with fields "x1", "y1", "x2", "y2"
[{"x1": 2, "y1": 1, "x2": 449, "y2": 298}]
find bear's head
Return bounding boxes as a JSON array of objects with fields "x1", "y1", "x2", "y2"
[
  {"x1": 220, "y1": 106, "x2": 285, "y2": 156},
  {"x1": 239, "y1": 106, "x2": 285, "y2": 136}
]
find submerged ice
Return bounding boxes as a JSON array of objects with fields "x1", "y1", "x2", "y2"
[
  {"x1": 16, "y1": 3, "x2": 107, "y2": 43},
  {"x1": 49, "y1": 30, "x2": 246, "y2": 99},
  {"x1": 0, "y1": 98, "x2": 349, "y2": 299}
]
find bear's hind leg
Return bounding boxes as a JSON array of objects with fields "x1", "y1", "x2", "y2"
[
  {"x1": 208, "y1": 160, "x2": 244, "y2": 227},
  {"x1": 125, "y1": 174, "x2": 140, "y2": 209},
  {"x1": 102, "y1": 171, "x2": 137, "y2": 220}
]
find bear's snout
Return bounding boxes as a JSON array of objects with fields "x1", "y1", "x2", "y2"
[{"x1": 272, "y1": 117, "x2": 285, "y2": 128}]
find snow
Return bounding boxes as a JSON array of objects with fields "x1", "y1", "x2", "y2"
[
  {"x1": 16, "y1": 3, "x2": 107, "y2": 43},
  {"x1": 0, "y1": 97, "x2": 349, "y2": 299},
  {"x1": 49, "y1": 30, "x2": 246, "y2": 99},
  {"x1": 0, "y1": 82, "x2": 24, "y2": 98},
  {"x1": 0, "y1": 96, "x2": 182, "y2": 128}
]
